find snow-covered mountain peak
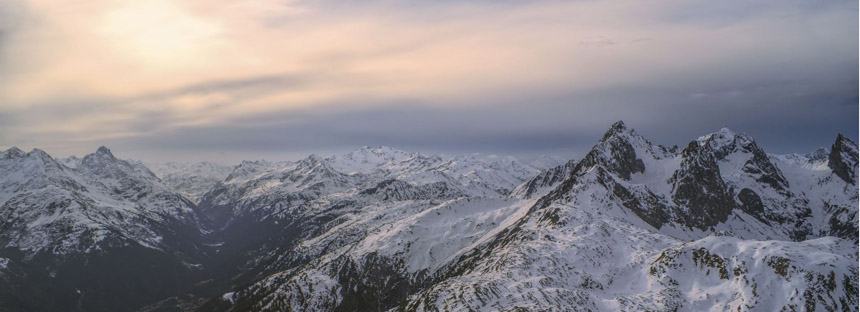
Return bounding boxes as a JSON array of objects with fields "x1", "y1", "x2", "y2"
[
  {"x1": 579, "y1": 121, "x2": 662, "y2": 180},
  {"x1": 807, "y1": 147, "x2": 829, "y2": 162},
  {"x1": 94, "y1": 146, "x2": 107, "y2": 154},
  {"x1": 148, "y1": 161, "x2": 233, "y2": 177},
  {"x1": 26, "y1": 149, "x2": 68, "y2": 174},
  {"x1": 444, "y1": 153, "x2": 491, "y2": 168},
  {"x1": 771, "y1": 146, "x2": 831, "y2": 170},
  {"x1": 306, "y1": 153, "x2": 324, "y2": 162},
  {"x1": 486, "y1": 155, "x2": 524, "y2": 167},
  {"x1": 58, "y1": 155, "x2": 82, "y2": 169},
  {"x1": 597, "y1": 121, "x2": 666, "y2": 154},
  {"x1": 697, "y1": 126, "x2": 771, "y2": 160},
  {"x1": 27, "y1": 148, "x2": 49, "y2": 157},
  {"x1": 697, "y1": 126, "x2": 732, "y2": 140},
  {"x1": 81, "y1": 146, "x2": 118, "y2": 166},
  {"x1": 224, "y1": 159, "x2": 281, "y2": 182},
  {"x1": 1, "y1": 146, "x2": 25, "y2": 159},
  {"x1": 326, "y1": 146, "x2": 414, "y2": 174},
  {"x1": 834, "y1": 133, "x2": 856, "y2": 149},
  {"x1": 0, "y1": 147, "x2": 67, "y2": 182},
  {"x1": 0, "y1": 146, "x2": 204, "y2": 257},
  {"x1": 96, "y1": 145, "x2": 113, "y2": 155},
  {"x1": 697, "y1": 126, "x2": 736, "y2": 144},
  {"x1": 147, "y1": 161, "x2": 234, "y2": 203},
  {"x1": 610, "y1": 119, "x2": 627, "y2": 131},
  {"x1": 696, "y1": 127, "x2": 758, "y2": 157},
  {"x1": 297, "y1": 153, "x2": 339, "y2": 173},
  {"x1": 357, "y1": 145, "x2": 408, "y2": 155},
  {"x1": 239, "y1": 159, "x2": 272, "y2": 166},
  {"x1": 24, "y1": 148, "x2": 60, "y2": 166},
  {"x1": 599, "y1": 120, "x2": 635, "y2": 142},
  {"x1": 78, "y1": 146, "x2": 161, "y2": 184}
]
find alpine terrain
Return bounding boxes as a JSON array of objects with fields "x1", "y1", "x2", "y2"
[{"x1": 0, "y1": 122, "x2": 856, "y2": 312}]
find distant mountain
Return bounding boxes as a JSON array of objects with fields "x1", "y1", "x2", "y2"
[
  {"x1": 0, "y1": 124, "x2": 856, "y2": 312},
  {"x1": 145, "y1": 161, "x2": 234, "y2": 203},
  {"x1": 527, "y1": 154, "x2": 568, "y2": 170},
  {"x1": 198, "y1": 146, "x2": 541, "y2": 229}
]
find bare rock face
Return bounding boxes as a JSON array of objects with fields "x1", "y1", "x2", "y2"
[
  {"x1": 669, "y1": 141, "x2": 736, "y2": 230},
  {"x1": 829, "y1": 133, "x2": 858, "y2": 185}
]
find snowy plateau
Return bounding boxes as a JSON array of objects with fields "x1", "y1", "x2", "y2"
[{"x1": 0, "y1": 121, "x2": 856, "y2": 312}]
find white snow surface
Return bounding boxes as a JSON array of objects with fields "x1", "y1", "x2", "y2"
[
  {"x1": 0, "y1": 126, "x2": 856, "y2": 312},
  {"x1": 0, "y1": 146, "x2": 202, "y2": 255},
  {"x1": 202, "y1": 146, "x2": 544, "y2": 224},
  {"x1": 146, "y1": 161, "x2": 234, "y2": 202},
  {"x1": 216, "y1": 127, "x2": 858, "y2": 312}
]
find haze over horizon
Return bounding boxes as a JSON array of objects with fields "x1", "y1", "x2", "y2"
[
  {"x1": 1, "y1": 121, "x2": 854, "y2": 166},
  {"x1": 0, "y1": 0, "x2": 856, "y2": 163}
]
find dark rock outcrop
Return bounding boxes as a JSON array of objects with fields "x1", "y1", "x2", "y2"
[{"x1": 828, "y1": 134, "x2": 858, "y2": 185}]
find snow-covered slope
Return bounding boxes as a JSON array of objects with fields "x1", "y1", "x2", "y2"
[
  {"x1": 185, "y1": 147, "x2": 543, "y2": 305},
  {"x1": 771, "y1": 133, "x2": 859, "y2": 241},
  {"x1": 391, "y1": 124, "x2": 858, "y2": 312},
  {"x1": 198, "y1": 146, "x2": 541, "y2": 229},
  {"x1": 0, "y1": 146, "x2": 209, "y2": 311},
  {"x1": 146, "y1": 161, "x2": 234, "y2": 203},
  {"x1": 0, "y1": 123, "x2": 854, "y2": 312},
  {"x1": 199, "y1": 122, "x2": 858, "y2": 312},
  {"x1": 0, "y1": 146, "x2": 203, "y2": 255},
  {"x1": 401, "y1": 207, "x2": 856, "y2": 311},
  {"x1": 326, "y1": 146, "x2": 541, "y2": 197}
]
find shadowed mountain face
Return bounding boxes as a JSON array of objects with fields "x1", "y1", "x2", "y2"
[
  {"x1": 829, "y1": 134, "x2": 859, "y2": 185},
  {"x1": 0, "y1": 123, "x2": 856, "y2": 312}
]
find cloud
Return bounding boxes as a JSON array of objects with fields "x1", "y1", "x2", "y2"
[
  {"x1": 578, "y1": 38, "x2": 615, "y2": 48},
  {"x1": 0, "y1": 0, "x2": 855, "y2": 161}
]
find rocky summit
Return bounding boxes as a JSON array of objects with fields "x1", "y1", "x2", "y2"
[{"x1": 0, "y1": 122, "x2": 856, "y2": 312}]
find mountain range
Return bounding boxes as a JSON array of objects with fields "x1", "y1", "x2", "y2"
[{"x1": 0, "y1": 121, "x2": 855, "y2": 311}]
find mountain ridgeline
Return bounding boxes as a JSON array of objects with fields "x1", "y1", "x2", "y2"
[{"x1": 0, "y1": 122, "x2": 856, "y2": 312}]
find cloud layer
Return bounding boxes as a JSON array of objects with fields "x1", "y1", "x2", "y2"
[{"x1": 0, "y1": 0, "x2": 856, "y2": 162}]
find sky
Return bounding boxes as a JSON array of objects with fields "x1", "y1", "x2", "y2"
[{"x1": 0, "y1": 0, "x2": 857, "y2": 163}]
